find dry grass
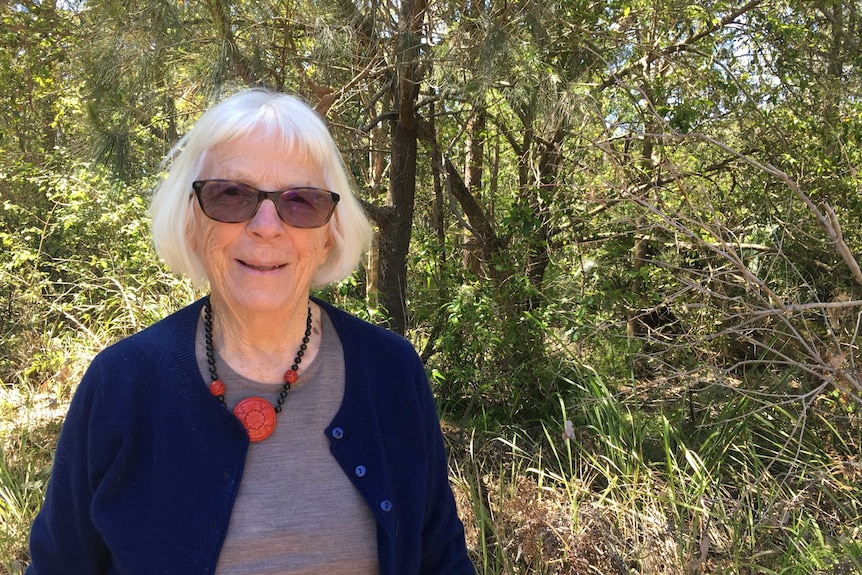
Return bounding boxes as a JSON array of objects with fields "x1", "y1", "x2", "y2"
[
  {"x1": 444, "y1": 379, "x2": 862, "y2": 575},
  {"x1": 451, "y1": 461, "x2": 684, "y2": 574},
  {"x1": 0, "y1": 349, "x2": 83, "y2": 574}
]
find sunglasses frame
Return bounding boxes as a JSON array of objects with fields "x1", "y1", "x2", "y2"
[{"x1": 192, "y1": 179, "x2": 340, "y2": 228}]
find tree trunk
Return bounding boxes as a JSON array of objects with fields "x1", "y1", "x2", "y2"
[
  {"x1": 377, "y1": 120, "x2": 418, "y2": 334},
  {"x1": 373, "y1": 0, "x2": 427, "y2": 334},
  {"x1": 365, "y1": 112, "x2": 389, "y2": 309},
  {"x1": 461, "y1": 107, "x2": 486, "y2": 275}
]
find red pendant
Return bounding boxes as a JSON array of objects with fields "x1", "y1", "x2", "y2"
[{"x1": 233, "y1": 397, "x2": 277, "y2": 442}]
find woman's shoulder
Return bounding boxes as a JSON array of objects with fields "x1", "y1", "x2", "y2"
[{"x1": 66, "y1": 300, "x2": 205, "y2": 417}]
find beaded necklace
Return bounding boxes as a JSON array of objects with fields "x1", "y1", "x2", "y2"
[{"x1": 204, "y1": 296, "x2": 312, "y2": 442}]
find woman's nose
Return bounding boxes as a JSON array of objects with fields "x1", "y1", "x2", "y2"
[{"x1": 247, "y1": 199, "x2": 284, "y2": 235}]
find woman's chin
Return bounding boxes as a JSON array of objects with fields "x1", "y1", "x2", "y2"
[{"x1": 212, "y1": 285, "x2": 305, "y2": 315}]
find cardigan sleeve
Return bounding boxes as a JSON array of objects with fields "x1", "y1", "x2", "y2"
[
  {"x1": 26, "y1": 356, "x2": 115, "y2": 575},
  {"x1": 414, "y1": 363, "x2": 476, "y2": 574}
]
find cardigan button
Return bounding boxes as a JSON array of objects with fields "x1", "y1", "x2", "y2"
[
  {"x1": 331, "y1": 427, "x2": 344, "y2": 440},
  {"x1": 354, "y1": 465, "x2": 367, "y2": 478},
  {"x1": 380, "y1": 500, "x2": 393, "y2": 512}
]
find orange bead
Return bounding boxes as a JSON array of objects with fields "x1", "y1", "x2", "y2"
[{"x1": 210, "y1": 380, "x2": 226, "y2": 397}]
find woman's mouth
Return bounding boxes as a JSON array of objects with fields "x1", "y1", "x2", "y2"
[{"x1": 239, "y1": 260, "x2": 286, "y2": 271}]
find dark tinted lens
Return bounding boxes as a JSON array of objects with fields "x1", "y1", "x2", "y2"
[
  {"x1": 198, "y1": 181, "x2": 259, "y2": 223},
  {"x1": 276, "y1": 188, "x2": 337, "y2": 228}
]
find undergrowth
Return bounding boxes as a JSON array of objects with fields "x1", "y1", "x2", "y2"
[
  {"x1": 443, "y1": 364, "x2": 862, "y2": 574},
  {"x1": 2, "y1": 333, "x2": 862, "y2": 573}
]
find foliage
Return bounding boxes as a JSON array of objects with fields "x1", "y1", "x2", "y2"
[
  {"x1": 0, "y1": 157, "x2": 192, "y2": 388},
  {"x1": 2, "y1": 0, "x2": 862, "y2": 572},
  {"x1": 0, "y1": 380, "x2": 64, "y2": 574}
]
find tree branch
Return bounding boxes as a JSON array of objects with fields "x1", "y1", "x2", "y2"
[
  {"x1": 681, "y1": 132, "x2": 862, "y2": 289},
  {"x1": 313, "y1": 56, "x2": 387, "y2": 116},
  {"x1": 597, "y1": 0, "x2": 765, "y2": 91}
]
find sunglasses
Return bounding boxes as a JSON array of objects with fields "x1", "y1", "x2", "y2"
[{"x1": 192, "y1": 179, "x2": 340, "y2": 228}]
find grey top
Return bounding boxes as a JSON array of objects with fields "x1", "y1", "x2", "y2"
[{"x1": 196, "y1": 310, "x2": 379, "y2": 574}]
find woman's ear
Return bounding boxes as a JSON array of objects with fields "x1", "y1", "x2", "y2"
[
  {"x1": 325, "y1": 227, "x2": 335, "y2": 251},
  {"x1": 186, "y1": 202, "x2": 200, "y2": 253}
]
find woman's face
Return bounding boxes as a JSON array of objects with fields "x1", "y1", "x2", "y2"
[{"x1": 191, "y1": 129, "x2": 333, "y2": 315}]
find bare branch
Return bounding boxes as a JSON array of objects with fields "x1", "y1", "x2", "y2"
[
  {"x1": 680, "y1": 132, "x2": 862, "y2": 289},
  {"x1": 314, "y1": 57, "x2": 388, "y2": 116}
]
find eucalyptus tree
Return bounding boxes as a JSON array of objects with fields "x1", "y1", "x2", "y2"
[
  {"x1": 317, "y1": 0, "x2": 432, "y2": 335},
  {"x1": 402, "y1": 0, "x2": 616, "y2": 404}
]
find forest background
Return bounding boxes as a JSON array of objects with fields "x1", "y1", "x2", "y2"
[{"x1": 1, "y1": 0, "x2": 861, "y2": 573}]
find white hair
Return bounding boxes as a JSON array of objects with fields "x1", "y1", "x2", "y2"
[{"x1": 150, "y1": 88, "x2": 373, "y2": 288}]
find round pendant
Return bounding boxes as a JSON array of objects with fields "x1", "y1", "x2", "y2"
[{"x1": 233, "y1": 397, "x2": 277, "y2": 442}]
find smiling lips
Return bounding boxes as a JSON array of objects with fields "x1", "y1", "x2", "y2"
[{"x1": 239, "y1": 260, "x2": 286, "y2": 271}]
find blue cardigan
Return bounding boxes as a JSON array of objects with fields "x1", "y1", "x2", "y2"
[{"x1": 27, "y1": 298, "x2": 475, "y2": 574}]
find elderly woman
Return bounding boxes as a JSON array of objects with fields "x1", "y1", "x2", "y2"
[{"x1": 27, "y1": 89, "x2": 475, "y2": 574}]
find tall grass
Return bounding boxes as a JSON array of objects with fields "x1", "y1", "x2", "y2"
[
  {"x1": 4, "y1": 326, "x2": 862, "y2": 573},
  {"x1": 0, "y1": 378, "x2": 64, "y2": 574},
  {"x1": 446, "y1": 359, "x2": 862, "y2": 574},
  {"x1": 0, "y1": 255, "x2": 195, "y2": 573}
]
